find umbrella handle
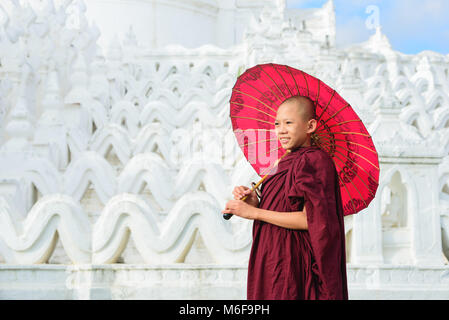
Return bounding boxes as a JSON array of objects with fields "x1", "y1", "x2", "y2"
[
  {"x1": 223, "y1": 194, "x2": 250, "y2": 220},
  {"x1": 223, "y1": 150, "x2": 291, "y2": 220}
]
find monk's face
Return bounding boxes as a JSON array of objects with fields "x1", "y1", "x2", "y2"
[{"x1": 274, "y1": 99, "x2": 317, "y2": 150}]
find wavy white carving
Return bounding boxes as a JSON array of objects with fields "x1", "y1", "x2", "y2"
[
  {"x1": 0, "y1": 194, "x2": 91, "y2": 264},
  {"x1": 92, "y1": 192, "x2": 251, "y2": 264}
]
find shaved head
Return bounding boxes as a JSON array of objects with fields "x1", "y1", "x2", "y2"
[
  {"x1": 275, "y1": 95, "x2": 318, "y2": 150},
  {"x1": 279, "y1": 96, "x2": 316, "y2": 121}
]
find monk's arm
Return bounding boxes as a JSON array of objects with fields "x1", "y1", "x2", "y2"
[{"x1": 253, "y1": 206, "x2": 308, "y2": 230}]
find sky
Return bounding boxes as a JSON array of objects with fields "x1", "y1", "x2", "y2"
[{"x1": 286, "y1": 0, "x2": 449, "y2": 55}]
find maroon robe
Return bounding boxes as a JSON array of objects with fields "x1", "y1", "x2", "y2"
[{"x1": 247, "y1": 146, "x2": 348, "y2": 300}]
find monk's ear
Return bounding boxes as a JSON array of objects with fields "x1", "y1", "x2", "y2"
[{"x1": 307, "y1": 119, "x2": 317, "y2": 134}]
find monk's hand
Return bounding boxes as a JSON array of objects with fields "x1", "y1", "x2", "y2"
[
  {"x1": 232, "y1": 186, "x2": 259, "y2": 207},
  {"x1": 222, "y1": 199, "x2": 258, "y2": 220}
]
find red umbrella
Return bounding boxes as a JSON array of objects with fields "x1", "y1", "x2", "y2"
[{"x1": 228, "y1": 63, "x2": 379, "y2": 217}]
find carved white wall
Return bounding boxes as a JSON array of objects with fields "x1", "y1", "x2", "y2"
[{"x1": 0, "y1": 0, "x2": 449, "y2": 299}]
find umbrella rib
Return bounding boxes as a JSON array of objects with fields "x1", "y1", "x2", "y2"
[
  {"x1": 330, "y1": 119, "x2": 362, "y2": 129},
  {"x1": 318, "y1": 142, "x2": 376, "y2": 198},
  {"x1": 315, "y1": 103, "x2": 350, "y2": 131},
  {"x1": 316, "y1": 119, "x2": 362, "y2": 132},
  {"x1": 315, "y1": 131, "x2": 371, "y2": 138},
  {"x1": 337, "y1": 160, "x2": 368, "y2": 213},
  {"x1": 323, "y1": 145, "x2": 378, "y2": 183},
  {"x1": 331, "y1": 165, "x2": 358, "y2": 215},
  {"x1": 335, "y1": 164, "x2": 362, "y2": 214},
  {"x1": 315, "y1": 90, "x2": 336, "y2": 124},
  {"x1": 320, "y1": 142, "x2": 379, "y2": 170},
  {"x1": 328, "y1": 150, "x2": 368, "y2": 208},
  {"x1": 264, "y1": 145, "x2": 283, "y2": 156},
  {"x1": 258, "y1": 65, "x2": 286, "y2": 100},
  {"x1": 315, "y1": 79, "x2": 320, "y2": 103},
  {"x1": 230, "y1": 116, "x2": 274, "y2": 126},
  {"x1": 301, "y1": 71, "x2": 309, "y2": 96},
  {"x1": 233, "y1": 89, "x2": 278, "y2": 114},
  {"x1": 231, "y1": 102, "x2": 276, "y2": 119},
  {"x1": 247, "y1": 69, "x2": 283, "y2": 103},
  {"x1": 286, "y1": 65, "x2": 301, "y2": 96},
  {"x1": 272, "y1": 64, "x2": 293, "y2": 96},
  {"x1": 317, "y1": 136, "x2": 378, "y2": 154}
]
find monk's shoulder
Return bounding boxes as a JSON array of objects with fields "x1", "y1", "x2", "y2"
[{"x1": 299, "y1": 147, "x2": 334, "y2": 171}]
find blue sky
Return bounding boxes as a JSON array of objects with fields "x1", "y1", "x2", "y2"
[{"x1": 286, "y1": 0, "x2": 449, "y2": 55}]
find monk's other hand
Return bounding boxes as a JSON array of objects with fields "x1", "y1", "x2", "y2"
[
  {"x1": 222, "y1": 199, "x2": 258, "y2": 220},
  {"x1": 232, "y1": 186, "x2": 259, "y2": 207}
]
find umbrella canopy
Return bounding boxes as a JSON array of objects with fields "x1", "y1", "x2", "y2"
[{"x1": 230, "y1": 63, "x2": 379, "y2": 216}]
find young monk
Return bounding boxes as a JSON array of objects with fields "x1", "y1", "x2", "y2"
[{"x1": 221, "y1": 95, "x2": 348, "y2": 300}]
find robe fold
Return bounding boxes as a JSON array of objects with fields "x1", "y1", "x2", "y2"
[{"x1": 247, "y1": 146, "x2": 348, "y2": 300}]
